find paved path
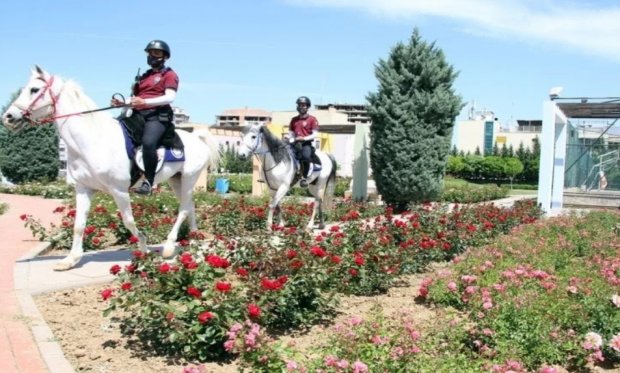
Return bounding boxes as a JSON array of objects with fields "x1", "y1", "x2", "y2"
[{"x1": 0, "y1": 193, "x2": 64, "y2": 373}]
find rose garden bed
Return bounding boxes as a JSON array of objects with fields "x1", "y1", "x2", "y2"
[{"x1": 21, "y1": 190, "x2": 620, "y2": 372}]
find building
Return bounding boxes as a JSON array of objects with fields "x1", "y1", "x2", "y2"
[
  {"x1": 452, "y1": 115, "x2": 541, "y2": 155},
  {"x1": 215, "y1": 108, "x2": 271, "y2": 127},
  {"x1": 314, "y1": 103, "x2": 371, "y2": 124}
]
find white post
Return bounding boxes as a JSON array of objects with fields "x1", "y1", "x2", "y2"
[
  {"x1": 352, "y1": 123, "x2": 370, "y2": 201},
  {"x1": 537, "y1": 100, "x2": 567, "y2": 214}
]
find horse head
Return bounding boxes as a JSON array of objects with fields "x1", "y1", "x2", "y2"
[
  {"x1": 238, "y1": 123, "x2": 264, "y2": 158},
  {"x1": 2, "y1": 65, "x2": 61, "y2": 131}
]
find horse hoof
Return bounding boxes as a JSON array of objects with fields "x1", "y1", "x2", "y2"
[
  {"x1": 53, "y1": 260, "x2": 76, "y2": 271},
  {"x1": 162, "y1": 244, "x2": 176, "y2": 258},
  {"x1": 318, "y1": 224, "x2": 325, "y2": 230}
]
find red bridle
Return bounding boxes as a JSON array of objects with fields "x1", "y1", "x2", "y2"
[{"x1": 19, "y1": 76, "x2": 61, "y2": 125}]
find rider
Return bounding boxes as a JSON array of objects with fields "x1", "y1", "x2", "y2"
[
  {"x1": 288, "y1": 96, "x2": 319, "y2": 187},
  {"x1": 111, "y1": 39, "x2": 179, "y2": 195}
]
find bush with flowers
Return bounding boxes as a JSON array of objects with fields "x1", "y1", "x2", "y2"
[
  {"x1": 423, "y1": 210, "x2": 620, "y2": 371},
  {"x1": 100, "y1": 198, "x2": 542, "y2": 364},
  {"x1": 229, "y1": 211, "x2": 620, "y2": 372}
]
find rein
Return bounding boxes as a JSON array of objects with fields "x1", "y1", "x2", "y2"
[{"x1": 32, "y1": 104, "x2": 126, "y2": 125}]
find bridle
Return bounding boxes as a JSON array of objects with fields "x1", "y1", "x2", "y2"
[
  {"x1": 243, "y1": 128, "x2": 288, "y2": 190},
  {"x1": 14, "y1": 75, "x2": 124, "y2": 126},
  {"x1": 14, "y1": 76, "x2": 61, "y2": 125},
  {"x1": 244, "y1": 129, "x2": 270, "y2": 156}
]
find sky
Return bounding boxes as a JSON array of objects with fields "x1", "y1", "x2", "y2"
[{"x1": 2, "y1": 0, "x2": 620, "y2": 126}]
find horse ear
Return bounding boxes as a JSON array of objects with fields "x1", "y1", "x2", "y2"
[{"x1": 33, "y1": 64, "x2": 51, "y2": 79}]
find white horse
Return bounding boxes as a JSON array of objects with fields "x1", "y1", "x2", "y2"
[
  {"x1": 238, "y1": 123, "x2": 336, "y2": 230},
  {"x1": 2, "y1": 66, "x2": 220, "y2": 270}
]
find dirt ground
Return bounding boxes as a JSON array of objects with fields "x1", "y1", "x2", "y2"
[{"x1": 34, "y1": 266, "x2": 437, "y2": 373}]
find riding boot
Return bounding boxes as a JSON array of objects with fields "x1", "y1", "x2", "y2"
[
  {"x1": 300, "y1": 161, "x2": 309, "y2": 187},
  {"x1": 135, "y1": 180, "x2": 152, "y2": 195},
  {"x1": 137, "y1": 149, "x2": 156, "y2": 195}
]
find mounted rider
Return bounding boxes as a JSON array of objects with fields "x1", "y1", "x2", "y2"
[
  {"x1": 111, "y1": 39, "x2": 179, "y2": 195},
  {"x1": 287, "y1": 96, "x2": 319, "y2": 187}
]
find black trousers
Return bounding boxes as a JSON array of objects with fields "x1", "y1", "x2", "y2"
[
  {"x1": 295, "y1": 141, "x2": 313, "y2": 177},
  {"x1": 141, "y1": 118, "x2": 167, "y2": 184}
]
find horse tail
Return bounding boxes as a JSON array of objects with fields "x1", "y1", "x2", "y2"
[
  {"x1": 194, "y1": 128, "x2": 221, "y2": 171},
  {"x1": 323, "y1": 154, "x2": 337, "y2": 209}
]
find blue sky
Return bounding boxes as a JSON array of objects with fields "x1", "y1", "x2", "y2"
[{"x1": 2, "y1": 0, "x2": 620, "y2": 126}]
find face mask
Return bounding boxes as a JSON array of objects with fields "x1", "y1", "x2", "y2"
[
  {"x1": 297, "y1": 105, "x2": 308, "y2": 115},
  {"x1": 147, "y1": 55, "x2": 165, "y2": 69}
]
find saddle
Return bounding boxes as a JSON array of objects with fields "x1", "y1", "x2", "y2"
[
  {"x1": 118, "y1": 111, "x2": 185, "y2": 186},
  {"x1": 290, "y1": 147, "x2": 323, "y2": 187}
]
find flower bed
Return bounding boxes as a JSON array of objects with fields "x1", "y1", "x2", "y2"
[{"x1": 100, "y1": 199, "x2": 542, "y2": 369}]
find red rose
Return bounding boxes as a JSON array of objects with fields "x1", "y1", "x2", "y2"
[
  {"x1": 310, "y1": 246, "x2": 327, "y2": 258},
  {"x1": 100, "y1": 288, "x2": 114, "y2": 300},
  {"x1": 198, "y1": 311, "x2": 214, "y2": 324},
  {"x1": 128, "y1": 236, "x2": 140, "y2": 244},
  {"x1": 215, "y1": 281, "x2": 232, "y2": 293},
  {"x1": 187, "y1": 286, "x2": 202, "y2": 298},
  {"x1": 159, "y1": 262, "x2": 171, "y2": 274},
  {"x1": 248, "y1": 304, "x2": 261, "y2": 318},
  {"x1": 120, "y1": 282, "x2": 132, "y2": 291},
  {"x1": 109, "y1": 264, "x2": 122, "y2": 275}
]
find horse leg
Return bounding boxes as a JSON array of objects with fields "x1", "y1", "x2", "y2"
[
  {"x1": 162, "y1": 179, "x2": 195, "y2": 258},
  {"x1": 168, "y1": 175, "x2": 197, "y2": 231},
  {"x1": 306, "y1": 197, "x2": 322, "y2": 232},
  {"x1": 274, "y1": 205, "x2": 286, "y2": 227},
  {"x1": 110, "y1": 190, "x2": 147, "y2": 252},
  {"x1": 317, "y1": 199, "x2": 325, "y2": 230},
  {"x1": 54, "y1": 185, "x2": 93, "y2": 271},
  {"x1": 267, "y1": 185, "x2": 289, "y2": 230}
]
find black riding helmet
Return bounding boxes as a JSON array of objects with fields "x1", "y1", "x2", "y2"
[
  {"x1": 296, "y1": 96, "x2": 311, "y2": 107},
  {"x1": 144, "y1": 40, "x2": 171, "y2": 58}
]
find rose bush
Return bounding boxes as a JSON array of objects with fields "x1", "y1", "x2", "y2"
[{"x1": 101, "y1": 199, "x2": 542, "y2": 362}]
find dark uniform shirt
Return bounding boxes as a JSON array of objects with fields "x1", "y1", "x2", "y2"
[
  {"x1": 136, "y1": 68, "x2": 179, "y2": 100},
  {"x1": 289, "y1": 115, "x2": 319, "y2": 138}
]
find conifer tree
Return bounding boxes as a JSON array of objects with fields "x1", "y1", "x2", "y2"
[
  {"x1": 367, "y1": 29, "x2": 463, "y2": 208},
  {"x1": 0, "y1": 93, "x2": 59, "y2": 183}
]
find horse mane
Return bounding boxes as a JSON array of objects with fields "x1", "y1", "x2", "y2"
[
  {"x1": 62, "y1": 80, "x2": 99, "y2": 111},
  {"x1": 260, "y1": 127, "x2": 292, "y2": 165}
]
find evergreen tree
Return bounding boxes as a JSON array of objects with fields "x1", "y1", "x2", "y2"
[
  {"x1": 450, "y1": 145, "x2": 458, "y2": 157},
  {"x1": 516, "y1": 141, "x2": 527, "y2": 162},
  {"x1": 0, "y1": 94, "x2": 59, "y2": 183},
  {"x1": 474, "y1": 146, "x2": 481, "y2": 156},
  {"x1": 491, "y1": 142, "x2": 500, "y2": 156},
  {"x1": 500, "y1": 143, "x2": 509, "y2": 157},
  {"x1": 367, "y1": 29, "x2": 463, "y2": 208},
  {"x1": 507, "y1": 144, "x2": 515, "y2": 158},
  {"x1": 0, "y1": 124, "x2": 59, "y2": 183}
]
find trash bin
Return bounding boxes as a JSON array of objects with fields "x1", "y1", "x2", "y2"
[{"x1": 215, "y1": 178, "x2": 229, "y2": 194}]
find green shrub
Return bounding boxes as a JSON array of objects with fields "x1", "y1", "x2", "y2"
[
  {"x1": 0, "y1": 180, "x2": 73, "y2": 199},
  {"x1": 425, "y1": 211, "x2": 620, "y2": 370}
]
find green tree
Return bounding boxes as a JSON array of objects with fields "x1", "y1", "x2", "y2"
[
  {"x1": 503, "y1": 157, "x2": 524, "y2": 187},
  {"x1": 491, "y1": 142, "x2": 500, "y2": 157},
  {"x1": 218, "y1": 144, "x2": 252, "y2": 174},
  {"x1": 367, "y1": 29, "x2": 463, "y2": 208},
  {"x1": 0, "y1": 93, "x2": 59, "y2": 183}
]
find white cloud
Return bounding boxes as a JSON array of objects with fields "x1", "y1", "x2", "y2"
[{"x1": 288, "y1": 0, "x2": 620, "y2": 62}]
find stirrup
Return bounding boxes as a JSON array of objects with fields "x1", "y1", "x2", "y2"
[
  {"x1": 299, "y1": 179, "x2": 308, "y2": 187},
  {"x1": 135, "y1": 180, "x2": 152, "y2": 195}
]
